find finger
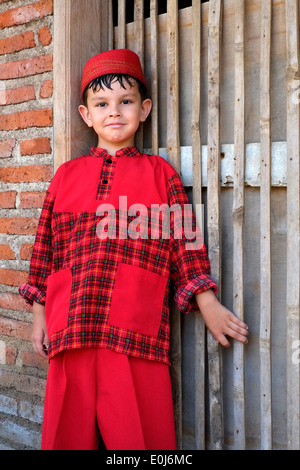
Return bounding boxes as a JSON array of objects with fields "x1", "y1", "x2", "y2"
[
  {"x1": 228, "y1": 314, "x2": 248, "y2": 330},
  {"x1": 44, "y1": 333, "x2": 50, "y2": 349},
  {"x1": 213, "y1": 332, "x2": 230, "y2": 348},
  {"x1": 218, "y1": 335, "x2": 231, "y2": 348},
  {"x1": 226, "y1": 325, "x2": 248, "y2": 344},
  {"x1": 38, "y1": 346, "x2": 48, "y2": 359},
  {"x1": 227, "y1": 319, "x2": 249, "y2": 337},
  {"x1": 32, "y1": 337, "x2": 48, "y2": 358}
]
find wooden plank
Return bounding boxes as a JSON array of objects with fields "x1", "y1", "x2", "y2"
[
  {"x1": 166, "y1": 0, "x2": 182, "y2": 450},
  {"x1": 191, "y1": 0, "x2": 205, "y2": 451},
  {"x1": 150, "y1": 0, "x2": 159, "y2": 155},
  {"x1": 53, "y1": 0, "x2": 71, "y2": 171},
  {"x1": 134, "y1": 0, "x2": 144, "y2": 151},
  {"x1": 108, "y1": 0, "x2": 114, "y2": 50},
  {"x1": 285, "y1": 0, "x2": 300, "y2": 451},
  {"x1": 134, "y1": 0, "x2": 144, "y2": 65},
  {"x1": 192, "y1": 1, "x2": 202, "y2": 210},
  {"x1": 167, "y1": 0, "x2": 180, "y2": 173},
  {"x1": 118, "y1": 0, "x2": 126, "y2": 49},
  {"x1": 259, "y1": 0, "x2": 272, "y2": 450},
  {"x1": 232, "y1": 0, "x2": 246, "y2": 450},
  {"x1": 206, "y1": 0, "x2": 223, "y2": 450},
  {"x1": 53, "y1": 0, "x2": 109, "y2": 169}
]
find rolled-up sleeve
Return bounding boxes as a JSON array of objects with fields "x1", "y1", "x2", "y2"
[
  {"x1": 19, "y1": 190, "x2": 55, "y2": 305},
  {"x1": 167, "y1": 173, "x2": 217, "y2": 313}
]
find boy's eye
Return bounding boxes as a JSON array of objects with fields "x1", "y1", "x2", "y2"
[
  {"x1": 122, "y1": 99, "x2": 131, "y2": 104},
  {"x1": 97, "y1": 102, "x2": 106, "y2": 107}
]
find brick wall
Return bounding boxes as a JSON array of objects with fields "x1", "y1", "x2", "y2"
[{"x1": 0, "y1": 0, "x2": 53, "y2": 450}]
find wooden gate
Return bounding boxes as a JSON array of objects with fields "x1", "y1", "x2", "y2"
[{"x1": 53, "y1": 0, "x2": 300, "y2": 450}]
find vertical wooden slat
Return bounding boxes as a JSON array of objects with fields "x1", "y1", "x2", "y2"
[
  {"x1": 118, "y1": 0, "x2": 126, "y2": 49},
  {"x1": 53, "y1": 0, "x2": 109, "y2": 168},
  {"x1": 232, "y1": 0, "x2": 246, "y2": 450},
  {"x1": 191, "y1": 0, "x2": 205, "y2": 450},
  {"x1": 286, "y1": 0, "x2": 300, "y2": 451},
  {"x1": 150, "y1": 0, "x2": 159, "y2": 155},
  {"x1": 134, "y1": 0, "x2": 144, "y2": 65},
  {"x1": 167, "y1": 0, "x2": 180, "y2": 173},
  {"x1": 53, "y1": 0, "x2": 71, "y2": 171},
  {"x1": 108, "y1": 0, "x2": 114, "y2": 50},
  {"x1": 192, "y1": 1, "x2": 202, "y2": 209},
  {"x1": 167, "y1": 0, "x2": 182, "y2": 450},
  {"x1": 259, "y1": 0, "x2": 272, "y2": 450},
  {"x1": 134, "y1": 0, "x2": 144, "y2": 151},
  {"x1": 206, "y1": 0, "x2": 223, "y2": 450}
]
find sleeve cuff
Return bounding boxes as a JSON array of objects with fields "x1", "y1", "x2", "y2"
[
  {"x1": 19, "y1": 283, "x2": 46, "y2": 306},
  {"x1": 174, "y1": 275, "x2": 217, "y2": 314}
]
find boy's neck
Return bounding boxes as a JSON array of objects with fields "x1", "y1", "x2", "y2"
[{"x1": 97, "y1": 143, "x2": 135, "y2": 156}]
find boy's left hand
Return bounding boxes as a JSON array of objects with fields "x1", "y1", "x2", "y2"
[{"x1": 195, "y1": 289, "x2": 249, "y2": 348}]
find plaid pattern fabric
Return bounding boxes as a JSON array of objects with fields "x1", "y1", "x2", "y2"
[{"x1": 19, "y1": 147, "x2": 217, "y2": 364}]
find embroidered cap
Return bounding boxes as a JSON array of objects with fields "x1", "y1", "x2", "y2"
[{"x1": 81, "y1": 48, "x2": 148, "y2": 98}]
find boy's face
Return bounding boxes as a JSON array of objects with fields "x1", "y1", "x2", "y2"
[{"x1": 78, "y1": 78, "x2": 152, "y2": 155}]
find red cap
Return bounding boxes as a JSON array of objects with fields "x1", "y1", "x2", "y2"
[{"x1": 81, "y1": 49, "x2": 147, "y2": 98}]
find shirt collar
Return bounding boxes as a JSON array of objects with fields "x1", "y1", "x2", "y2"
[{"x1": 89, "y1": 147, "x2": 142, "y2": 158}]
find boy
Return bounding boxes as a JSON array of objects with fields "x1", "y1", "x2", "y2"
[{"x1": 19, "y1": 49, "x2": 248, "y2": 450}]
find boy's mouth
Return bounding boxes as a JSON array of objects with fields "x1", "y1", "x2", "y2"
[{"x1": 107, "y1": 123, "x2": 124, "y2": 128}]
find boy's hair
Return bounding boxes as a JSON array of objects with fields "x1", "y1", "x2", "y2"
[{"x1": 83, "y1": 73, "x2": 147, "y2": 106}]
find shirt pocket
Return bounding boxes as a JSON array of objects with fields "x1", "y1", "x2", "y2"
[
  {"x1": 108, "y1": 262, "x2": 168, "y2": 338},
  {"x1": 45, "y1": 267, "x2": 72, "y2": 337}
]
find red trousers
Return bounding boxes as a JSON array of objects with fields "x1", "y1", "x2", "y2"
[{"x1": 41, "y1": 348, "x2": 177, "y2": 450}]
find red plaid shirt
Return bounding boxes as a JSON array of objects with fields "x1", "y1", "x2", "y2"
[{"x1": 19, "y1": 147, "x2": 217, "y2": 364}]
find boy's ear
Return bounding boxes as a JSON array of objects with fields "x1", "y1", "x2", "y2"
[
  {"x1": 78, "y1": 105, "x2": 93, "y2": 127},
  {"x1": 140, "y1": 98, "x2": 152, "y2": 123}
]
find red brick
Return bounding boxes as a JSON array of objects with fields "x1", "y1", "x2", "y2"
[
  {"x1": 0, "y1": 191, "x2": 17, "y2": 208},
  {"x1": 20, "y1": 191, "x2": 46, "y2": 209},
  {"x1": 20, "y1": 137, "x2": 51, "y2": 156},
  {"x1": 40, "y1": 80, "x2": 53, "y2": 99},
  {"x1": 0, "y1": 316, "x2": 31, "y2": 341},
  {"x1": 0, "y1": 268, "x2": 28, "y2": 287},
  {"x1": 0, "y1": 369, "x2": 46, "y2": 397},
  {"x1": 38, "y1": 25, "x2": 52, "y2": 46},
  {"x1": 0, "y1": 54, "x2": 53, "y2": 80},
  {"x1": 0, "y1": 31, "x2": 35, "y2": 55},
  {"x1": 0, "y1": 108, "x2": 53, "y2": 131},
  {"x1": 0, "y1": 165, "x2": 52, "y2": 183},
  {"x1": 21, "y1": 350, "x2": 49, "y2": 371},
  {"x1": 20, "y1": 243, "x2": 34, "y2": 261},
  {"x1": 0, "y1": 0, "x2": 53, "y2": 28},
  {"x1": 0, "y1": 244, "x2": 16, "y2": 260},
  {"x1": 6, "y1": 345, "x2": 18, "y2": 365},
  {"x1": 2, "y1": 85, "x2": 36, "y2": 106},
  {"x1": 0, "y1": 139, "x2": 15, "y2": 158},
  {"x1": 0, "y1": 342, "x2": 18, "y2": 365},
  {"x1": 0, "y1": 217, "x2": 38, "y2": 235},
  {"x1": 0, "y1": 292, "x2": 31, "y2": 312}
]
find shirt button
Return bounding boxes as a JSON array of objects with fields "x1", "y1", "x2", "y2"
[
  {"x1": 102, "y1": 179, "x2": 108, "y2": 184},
  {"x1": 106, "y1": 158, "x2": 112, "y2": 164}
]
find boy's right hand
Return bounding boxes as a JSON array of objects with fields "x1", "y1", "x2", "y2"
[{"x1": 31, "y1": 301, "x2": 49, "y2": 359}]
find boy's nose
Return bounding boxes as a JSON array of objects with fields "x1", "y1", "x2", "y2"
[{"x1": 109, "y1": 105, "x2": 121, "y2": 117}]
